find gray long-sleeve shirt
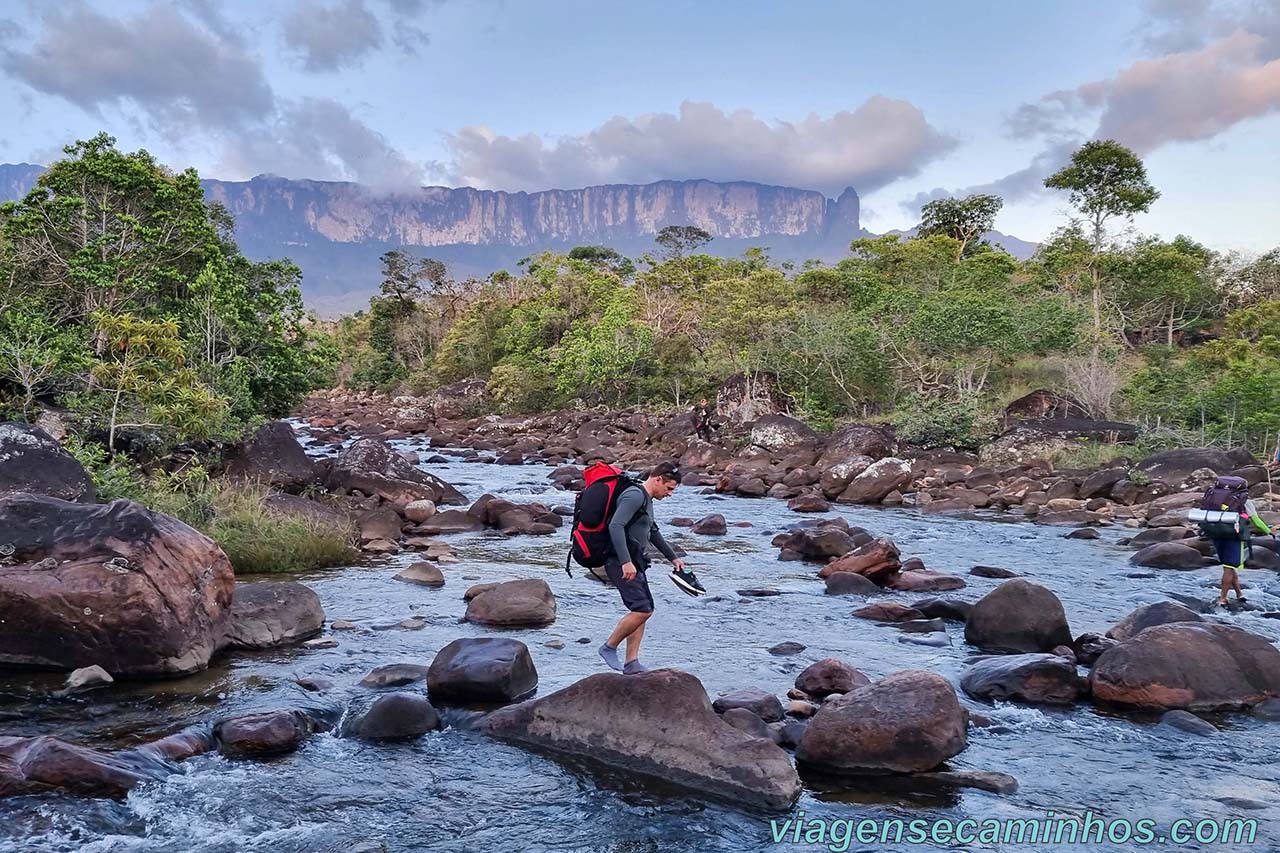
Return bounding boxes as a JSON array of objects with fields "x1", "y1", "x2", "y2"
[{"x1": 607, "y1": 485, "x2": 678, "y2": 566}]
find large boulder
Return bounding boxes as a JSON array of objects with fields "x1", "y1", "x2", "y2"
[
  {"x1": 221, "y1": 582, "x2": 325, "y2": 650},
  {"x1": 960, "y1": 654, "x2": 1086, "y2": 705},
  {"x1": 482, "y1": 669, "x2": 801, "y2": 809},
  {"x1": 326, "y1": 438, "x2": 466, "y2": 508},
  {"x1": 1105, "y1": 602, "x2": 1204, "y2": 642},
  {"x1": 1090, "y1": 622, "x2": 1280, "y2": 711},
  {"x1": 0, "y1": 495, "x2": 234, "y2": 677},
  {"x1": 464, "y1": 579, "x2": 556, "y2": 627},
  {"x1": 837, "y1": 458, "x2": 913, "y2": 504},
  {"x1": 716, "y1": 371, "x2": 789, "y2": 425},
  {"x1": 817, "y1": 425, "x2": 896, "y2": 466},
  {"x1": 427, "y1": 637, "x2": 538, "y2": 703},
  {"x1": 1128, "y1": 542, "x2": 1210, "y2": 570},
  {"x1": 796, "y1": 671, "x2": 967, "y2": 774},
  {"x1": 0, "y1": 423, "x2": 95, "y2": 502},
  {"x1": 221, "y1": 421, "x2": 317, "y2": 492},
  {"x1": 750, "y1": 414, "x2": 817, "y2": 453},
  {"x1": 964, "y1": 579, "x2": 1072, "y2": 654},
  {"x1": 1134, "y1": 448, "x2": 1237, "y2": 486}
]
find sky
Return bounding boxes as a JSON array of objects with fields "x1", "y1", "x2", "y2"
[{"x1": 0, "y1": 0, "x2": 1278, "y2": 252}]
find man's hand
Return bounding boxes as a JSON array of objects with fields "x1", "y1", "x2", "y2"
[
  {"x1": 621, "y1": 561, "x2": 637, "y2": 581},
  {"x1": 672, "y1": 558, "x2": 686, "y2": 572}
]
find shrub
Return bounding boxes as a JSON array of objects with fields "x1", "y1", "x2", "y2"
[{"x1": 894, "y1": 395, "x2": 999, "y2": 451}]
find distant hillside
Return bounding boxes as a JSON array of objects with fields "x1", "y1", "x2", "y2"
[{"x1": 1, "y1": 166, "x2": 1038, "y2": 314}]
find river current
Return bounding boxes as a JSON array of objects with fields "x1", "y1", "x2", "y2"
[{"x1": 2, "y1": 429, "x2": 1278, "y2": 852}]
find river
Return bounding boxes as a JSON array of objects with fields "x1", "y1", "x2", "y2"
[{"x1": 3, "y1": 431, "x2": 1278, "y2": 852}]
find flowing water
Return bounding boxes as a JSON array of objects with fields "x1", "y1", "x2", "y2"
[{"x1": 3, "y1": 432, "x2": 1279, "y2": 852}]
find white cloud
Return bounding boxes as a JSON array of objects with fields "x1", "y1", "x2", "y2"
[{"x1": 444, "y1": 98, "x2": 957, "y2": 195}]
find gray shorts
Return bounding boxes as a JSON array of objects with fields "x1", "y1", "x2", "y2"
[{"x1": 604, "y1": 557, "x2": 654, "y2": 613}]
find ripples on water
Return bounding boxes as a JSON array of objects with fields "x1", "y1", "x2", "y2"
[{"x1": 3, "y1": 435, "x2": 1278, "y2": 852}]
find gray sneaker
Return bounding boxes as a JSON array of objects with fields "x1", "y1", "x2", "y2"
[
  {"x1": 623, "y1": 660, "x2": 648, "y2": 675},
  {"x1": 598, "y1": 643, "x2": 623, "y2": 672}
]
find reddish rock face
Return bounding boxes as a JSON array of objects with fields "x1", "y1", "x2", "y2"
[
  {"x1": 1090, "y1": 622, "x2": 1280, "y2": 711},
  {"x1": 483, "y1": 668, "x2": 801, "y2": 810},
  {"x1": 796, "y1": 670, "x2": 968, "y2": 774},
  {"x1": 0, "y1": 495, "x2": 235, "y2": 677},
  {"x1": 889, "y1": 570, "x2": 967, "y2": 593}
]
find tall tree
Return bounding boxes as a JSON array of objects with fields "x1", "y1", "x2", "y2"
[
  {"x1": 1045, "y1": 140, "x2": 1160, "y2": 249},
  {"x1": 1044, "y1": 140, "x2": 1160, "y2": 355},
  {"x1": 917, "y1": 194, "x2": 1003, "y2": 260}
]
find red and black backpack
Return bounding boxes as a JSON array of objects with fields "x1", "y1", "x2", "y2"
[{"x1": 565, "y1": 462, "x2": 639, "y2": 575}]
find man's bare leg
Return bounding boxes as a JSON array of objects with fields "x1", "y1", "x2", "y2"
[
  {"x1": 1218, "y1": 567, "x2": 1234, "y2": 605},
  {"x1": 623, "y1": 618, "x2": 647, "y2": 664},
  {"x1": 607, "y1": 611, "x2": 651, "y2": 653}
]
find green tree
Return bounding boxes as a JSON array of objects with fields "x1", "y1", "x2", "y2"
[
  {"x1": 655, "y1": 225, "x2": 713, "y2": 259},
  {"x1": 917, "y1": 193, "x2": 1004, "y2": 260},
  {"x1": 1045, "y1": 140, "x2": 1160, "y2": 249}
]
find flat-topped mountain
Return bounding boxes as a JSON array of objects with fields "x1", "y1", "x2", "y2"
[{"x1": 1, "y1": 167, "x2": 1032, "y2": 313}]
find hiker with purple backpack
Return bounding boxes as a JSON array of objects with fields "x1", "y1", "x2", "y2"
[{"x1": 1189, "y1": 475, "x2": 1274, "y2": 607}]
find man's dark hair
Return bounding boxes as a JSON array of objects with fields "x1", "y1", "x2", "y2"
[{"x1": 648, "y1": 462, "x2": 680, "y2": 482}]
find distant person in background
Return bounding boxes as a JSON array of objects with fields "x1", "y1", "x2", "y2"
[{"x1": 692, "y1": 398, "x2": 716, "y2": 442}]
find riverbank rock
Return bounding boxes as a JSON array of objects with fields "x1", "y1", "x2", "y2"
[
  {"x1": 1134, "y1": 448, "x2": 1237, "y2": 485},
  {"x1": 1106, "y1": 602, "x2": 1204, "y2": 641},
  {"x1": 750, "y1": 414, "x2": 817, "y2": 452},
  {"x1": 221, "y1": 582, "x2": 325, "y2": 651},
  {"x1": 817, "y1": 425, "x2": 896, "y2": 466},
  {"x1": 360, "y1": 663, "x2": 431, "y2": 689},
  {"x1": 482, "y1": 669, "x2": 801, "y2": 809},
  {"x1": 340, "y1": 693, "x2": 440, "y2": 739},
  {"x1": 794, "y1": 659, "x2": 870, "y2": 699},
  {"x1": 221, "y1": 421, "x2": 317, "y2": 492},
  {"x1": 464, "y1": 579, "x2": 556, "y2": 627},
  {"x1": 960, "y1": 654, "x2": 1086, "y2": 705},
  {"x1": 0, "y1": 423, "x2": 96, "y2": 502},
  {"x1": 964, "y1": 579, "x2": 1072, "y2": 654},
  {"x1": 327, "y1": 438, "x2": 466, "y2": 508},
  {"x1": 427, "y1": 637, "x2": 538, "y2": 703},
  {"x1": 796, "y1": 671, "x2": 967, "y2": 774},
  {"x1": 837, "y1": 458, "x2": 913, "y2": 504},
  {"x1": 1090, "y1": 622, "x2": 1280, "y2": 711},
  {"x1": 0, "y1": 494, "x2": 234, "y2": 677}
]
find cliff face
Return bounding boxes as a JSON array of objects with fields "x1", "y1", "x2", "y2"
[{"x1": 201, "y1": 176, "x2": 861, "y2": 247}]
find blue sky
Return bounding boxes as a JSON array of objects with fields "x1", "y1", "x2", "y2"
[{"x1": 1, "y1": 0, "x2": 1277, "y2": 251}]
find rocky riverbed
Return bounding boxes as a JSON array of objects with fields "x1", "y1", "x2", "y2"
[{"x1": 1, "y1": 413, "x2": 1279, "y2": 852}]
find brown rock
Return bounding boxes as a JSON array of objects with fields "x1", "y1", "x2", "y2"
[
  {"x1": 0, "y1": 494, "x2": 234, "y2": 677},
  {"x1": 817, "y1": 537, "x2": 901, "y2": 584},
  {"x1": 464, "y1": 579, "x2": 557, "y2": 627},
  {"x1": 796, "y1": 671, "x2": 968, "y2": 774},
  {"x1": 794, "y1": 658, "x2": 870, "y2": 698}
]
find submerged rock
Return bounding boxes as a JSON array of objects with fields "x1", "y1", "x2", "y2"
[
  {"x1": 340, "y1": 693, "x2": 440, "y2": 740},
  {"x1": 960, "y1": 654, "x2": 1086, "y2": 705}
]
